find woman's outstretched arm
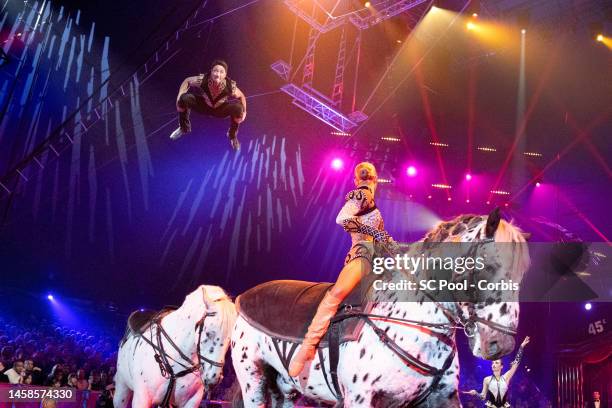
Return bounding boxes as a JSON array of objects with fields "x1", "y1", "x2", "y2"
[{"x1": 504, "y1": 336, "x2": 530, "y2": 382}]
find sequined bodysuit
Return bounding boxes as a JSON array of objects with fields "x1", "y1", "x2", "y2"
[{"x1": 335, "y1": 186, "x2": 385, "y2": 265}]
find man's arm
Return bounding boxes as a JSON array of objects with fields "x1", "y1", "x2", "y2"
[{"x1": 176, "y1": 75, "x2": 202, "y2": 104}]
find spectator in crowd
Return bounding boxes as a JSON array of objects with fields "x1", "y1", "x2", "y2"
[
  {"x1": 24, "y1": 359, "x2": 43, "y2": 385},
  {"x1": 23, "y1": 373, "x2": 33, "y2": 385},
  {"x1": 4, "y1": 360, "x2": 24, "y2": 384},
  {"x1": 45, "y1": 364, "x2": 64, "y2": 387},
  {"x1": 0, "y1": 361, "x2": 9, "y2": 383},
  {"x1": 67, "y1": 373, "x2": 78, "y2": 388},
  {"x1": 95, "y1": 383, "x2": 115, "y2": 408},
  {"x1": 89, "y1": 370, "x2": 104, "y2": 391},
  {"x1": 76, "y1": 368, "x2": 89, "y2": 391},
  {"x1": 41, "y1": 397, "x2": 57, "y2": 408}
]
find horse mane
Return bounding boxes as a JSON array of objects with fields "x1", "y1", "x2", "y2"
[
  {"x1": 493, "y1": 219, "x2": 531, "y2": 281},
  {"x1": 201, "y1": 285, "x2": 237, "y2": 338}
]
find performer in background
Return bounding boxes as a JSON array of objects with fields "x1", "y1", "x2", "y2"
[
  {"x1": 463, "y1": 337, "x2": 531, "y2": 407},
  {"x1": 586, "y1": 391, "x2": 605, "y2": 408},
  {"x1": 288, "y1": 162, "x2": 397, "y2": 376},
  {"x1": 169, "y1": 60, "x2": 246, "y2": 151}
]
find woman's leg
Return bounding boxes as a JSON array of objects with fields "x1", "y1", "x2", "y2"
[{"x1": 288, "y1": 256, "x2": 370, "y2": 376}]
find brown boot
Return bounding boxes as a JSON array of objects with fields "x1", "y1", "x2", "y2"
[{"x1": 288, "y1": 291, "x2": 343, "y2": 376}]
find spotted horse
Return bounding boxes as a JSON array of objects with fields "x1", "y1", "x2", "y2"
[
  {"x1": 231, "y1": 209, "x2": 531, "y2": 407},
  {"x1": 114, "y1": 285, "x2": 237, "y2": 408}
]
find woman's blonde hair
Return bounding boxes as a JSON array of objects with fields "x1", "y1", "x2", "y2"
[{"x1": 354, "y1": 162, "x2": 378, "y2": 183}]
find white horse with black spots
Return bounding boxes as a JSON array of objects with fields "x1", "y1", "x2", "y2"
[
  {"x1": 231, "y1": 209, "x2": 530, "y2": 407},
  {"x1": 114, "y1": 285, "x2": 236, "y2": 408}
]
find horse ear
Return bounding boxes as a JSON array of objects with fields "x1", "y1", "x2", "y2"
[
  {"x1": 200, "y1": 286, "x2": 215, "y2": 310},
  {"x1": 485, "y1": 207, "x2": 502, "y2": 238}
]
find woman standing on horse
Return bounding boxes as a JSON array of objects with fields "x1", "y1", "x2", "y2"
[{"x1": 288, "y1": 162, "x2": 396, "y2": 376}]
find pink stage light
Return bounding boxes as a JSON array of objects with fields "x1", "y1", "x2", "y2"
[
  {"x1": 406, "y1": 166, "x2": 417, "y2": 177},
  {"x1": 331, "y1": 158, "x2": 344, "y2": 170},
  {"x1": 535, "y1": 182, "x2": 541, "y2": 188},
  {"x1": 465, "y1": 173, "x2": 472, "y2": 181}
]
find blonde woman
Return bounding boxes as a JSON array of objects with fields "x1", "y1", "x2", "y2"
[{"x1": 288, "y1": 162, "x2": 396, "y2": 376}]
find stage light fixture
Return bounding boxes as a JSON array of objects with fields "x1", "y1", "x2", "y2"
[
  {"x1": 535, "y1": 182, "x2": 541, "y2": 188},
  {"x1": 447, "y1": 197, "x2": 452, "y2": 201},
  {"x1": 477, "y1": 146, "x2": 496, "y2": 152},
  {"x1": 407, "y1": 166, "x2": 417, "y2": 177},
  {"x1": 465, "y1": 174, "x2": 472, "y2": 181},
  {"x1": 597, "y1": 34, "x2": 604, "y2": 42},
  {"x1": 378, "y1": 178, "x2": 392, "y2": 184},
  {"x1": 491, "y1": 190, "x2": 511, "y2": 195},
  {"x1": 524, "y1": 152, "x2": 542, "y2": 157},
  {"x1": 521, "y1": 28, "x2": 526, "y2": 34},
  {"x1": 472, "y1": 13, "x2": 478, "y2": 18},
  {"x1": 466, "y1": 21, "x2": 476, "y2": 31},
  {"x1": 432, "y1": 183, "x2": 452, "y2": 189},
  {"x1": 364, "y1": 1, "x2": 371, "y2": 8},
  {"x1": 430, "y1": 142, "x2": 449, "y2": 147},
  {"x1": 331, "y1": 158, "x2": 344, "y2": 170},
  {"x1": 584, "y1": 303, "x2": 592, "y2": 311},
  {"x1": 47, "y1": 294, "x2": 54, "y2": 300},
  {"x1": 381, "y1": 136, "x2": 400, "y2": 142}
]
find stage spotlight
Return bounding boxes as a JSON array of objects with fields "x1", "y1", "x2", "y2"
[
  {"x1": 407, "y1": 166, "x2": 417, "y2": 177},
  {"x1": 486, "y1": 201, "x2": 490, "y2": 205},
  {"x1": 331, "y1": 158, "x2": 344, "y2": 170},
  {"x1": 447, "y1": 197, "x2": 452, "y2": 201},
  {"x1": 466, "y1": 199, "x2": 470, "y2": 203},
  {"x1": 521, "y1": 28, "x2": 526, "y2": 34},
  {"x1": 597, "y1": 34, "x2": 604, "y2": 42},
  {"x1": 465, "y1": 174, "x2": 472, "y2": 181},
  {"x1": 472, "y1": 13, "x2": 478, "y2": 18},
  {"x1": 432, "y1": 183, "x2": 452, "y2": 189},
  {"x1": 364, "y1": 1, "x2": 371, "y2": 8},
  {"x1": 47, "y1": 294, "x2": 54, "y2": 300},
  {"x1": 427, "y1": 195, "x2": 432, "y2": 199},
  {"x1": 535, "y1": 182, "x2": 541, "y2": 188},
  {"x1": 585, "y1": 303, "x2": 592, "y2": 311},
  {"x1": 466, "y1": 21, "x2": 476, "y2": 31}
]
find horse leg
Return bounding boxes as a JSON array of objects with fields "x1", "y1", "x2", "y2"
[
  {"x1": 270, "y1": 373, "x2": 300, "y2": 408},
  {"x1": 419, "y1": 367, "x2": 462, "y2": 408},
  {"x1": 130, "y1": 388, "x2": 152, "y2": 408},
  {"x1": 179, "y1": 387, "x2": 204, "y2": 408},
  {"x1": 231, "y1": 318, "x2": 268, "y2": 408},
  {"x1": 112, "y1": 375, "x2": 132, "y2": 408}
]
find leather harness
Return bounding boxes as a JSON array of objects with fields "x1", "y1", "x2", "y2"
[{"x1": 131, "y1": 310, "x2": 223, "y2": 407}]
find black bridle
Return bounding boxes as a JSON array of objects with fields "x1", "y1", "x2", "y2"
[
  {"x1": 135, "y1": 310, "x2": 224, "y2": 407},
  {"x1": 440, "y1": 235, "x2": 519, "y2": 338}
]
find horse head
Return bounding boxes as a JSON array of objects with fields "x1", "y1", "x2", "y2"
[
  {"x1": 183, "y1": 285, "x2": 237, "y2": 388},
  {"x1": 450, "y1": 208, "x2": 530, "y2": 360}
]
